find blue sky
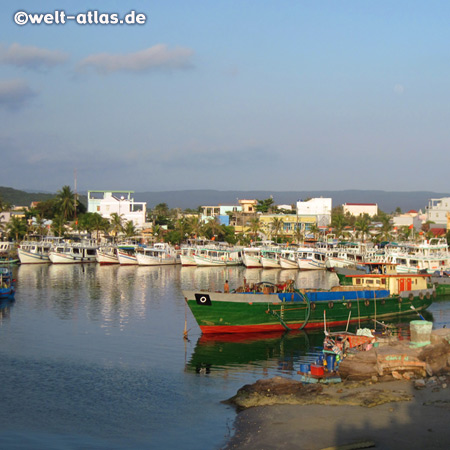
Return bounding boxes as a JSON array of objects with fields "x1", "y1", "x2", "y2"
[{"x1": 1, "y1": 1, "x2": 450, "y2": 193}]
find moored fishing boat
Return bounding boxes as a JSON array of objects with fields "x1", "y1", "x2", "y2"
[
  {"x1": 194, "y1": 247, "x2": 242, "y2": 267},
  {"x1": 136, "y1": 243, "x2": 177, "y2": 266},
  {"x1": 279, "y1": 248, "x2": 299, "y2": 270},
  {"x1": 260, "y1": 249, "x2": 281, "y2": 269},
  {"x1": 49, "y1": 239, "x2": 98, "y2": 264},
  {"x1": 0, "y1": 267, "x2": 15, "y2": 299},
  {"x1": 96, "y1": 244, "x2": 119, "y2": 265},
  {"x1": 183, "y1": 272, "x2": 434, "y2": 334},
  {"x1": 297, "y1": 248, "x2": 326, "y2": 270},
  {"x1": 117, "y1": 243, "x2": 139, "y2": 265},
  {"x1": 242, "y1": 247, "x2": 263, "y2": 268},
  {"x1": 17, "y1": 238, "x2": 60, "y2": 264}
]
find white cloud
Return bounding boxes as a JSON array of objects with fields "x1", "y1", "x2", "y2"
[
  {"x1": 0, "y1": 79, "x2": 36, "y2": 110},
  {"x1": 77, "y1": 44, "x2": 194, "y2": 74},
  {"x1": 0, "y1": 43, "x2": 68, "y2": 70}
]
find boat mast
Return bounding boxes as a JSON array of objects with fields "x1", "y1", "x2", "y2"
[{"x1": 74, "y1": 168, "x2": 77, "y2": 225}]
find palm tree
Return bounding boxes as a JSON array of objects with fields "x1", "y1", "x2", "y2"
[
  {"x1": 355, "y1": 215, "x2": 371, "y2": 242},
  {"x1": 188, "y1": 216, "x2": 203, "y2": 239},
  {"x1": 109, "y1": 213, "x2": 124, "y2": 241},
  {"x1": 204, "y1": 217, "x2": 221, "y2": 240},
  {"x1": 249, "y1": 217, "x2": 260, "y2": 242},
  {"x1": 124, "y1": 220, "x2": 136, "y2": 238},
  {"x1": 56, "y1": 185, "x2": 75, "y2": 222},
  {"x1": 293, "y1": 224, "x2": 304, "y2": 244},
  {"x1": 51, "y1": 214, "x2": 66, "y2": 237},
  {"x1": 331, "y1": 214, "x2": 346, "y2": 239},
  {"x1": 379, "y1": 216, "x2": 393, "y2": 241},
  {"x1": 270, "y1": 217, "x2": 283, "y2": 243},
  {"x1": 6, "y1": 216, "x2": 27, "y2": 242},
  {"x1": 309, "y1": 224, "x2": 320, "y2": 240}
]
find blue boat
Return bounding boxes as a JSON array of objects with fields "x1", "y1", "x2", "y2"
[{"x1": 0, "y1": 268, "x2": 15, "y2": 299}]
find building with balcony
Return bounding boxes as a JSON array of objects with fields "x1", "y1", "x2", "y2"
[{"x1": 87, "y1": 190, "x2": 146, "y2": 229}]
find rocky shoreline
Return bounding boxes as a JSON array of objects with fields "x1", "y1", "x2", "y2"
[{"x1": 223, "y1": 328, "x2": 450, "y2": 449}]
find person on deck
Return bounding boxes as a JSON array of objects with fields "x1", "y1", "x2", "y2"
[{"x1": 224, "y1": 280, "x2": 230, "y2": 293}]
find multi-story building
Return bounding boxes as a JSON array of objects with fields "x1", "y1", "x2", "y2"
[
  {"x1": 296, "y1": 198, "x2": 332, "y2": 226},
  {"x1": 87, "y1": 190, "x2": 147, "y2": 229},
  {"x1": 426, "y1": 197, "x2": 450, "y2": 229},
  {"x1": 392, "y1": 210, "x2": 422, "y2": 230},
  {"x1": 343, "y1": 203, "x2": 378, "y2": 217}
]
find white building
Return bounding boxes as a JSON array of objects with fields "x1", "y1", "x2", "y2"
[
  {"x1": 87, "y1": 190, "x2": 147, "y2": 229},
  {"x1": 426, "y1": 197, "x2": 450, "y2": 228},
  {"x1": 343, "y1": 203, "x2": 378, "y2": 217},
  {"x1": 296, "y1": 198, "x2": 332, "y2": 226},
  {"x1": 392, "y1": 210, "x2": 422, "y2": 230}
]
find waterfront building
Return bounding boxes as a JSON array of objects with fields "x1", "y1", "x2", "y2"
[
  {"x1": 296, "y1": 198, "x2": 332, "y2": 227},
  {"x1": 426, "y1": 197, "x2": 450, "y2": 229},
  {"x1": 343, "y1": 203, "x2": 378, "y2": 217},
  {"x1": 87, "y1": 190, "x2": 146, "y2": 229},
  {"x1": 392, "y1": 210, "x2": 423, "y2": 230}
]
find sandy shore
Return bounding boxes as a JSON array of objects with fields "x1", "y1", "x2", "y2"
[{"x1": 224, "y1": 378, "x2": 450, "y2": 450}]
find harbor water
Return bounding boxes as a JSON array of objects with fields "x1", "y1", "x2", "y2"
[{"x1": 1, "y1": 264, "x2": 450, "y2": 449}]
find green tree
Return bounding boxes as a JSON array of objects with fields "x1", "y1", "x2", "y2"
[
  {"x1": 355, "y1": 214, "x2": 371, "y2": 242},
  {"x1": 255, "y1": 197, "x2": 275, "y2": 213},
  {"x1": 51, "y1": 214, "x2": 66, "y2": 237},
  {"x1": 204, "y1": 217, "x2": 221, "y2": 240},
  {"x1": 56, "y1": 185, "x2": 76, "y2": 222},
  {"x1": 124, "y1": 220, "x2": 136, "y2": 238},
  {"x1": 109, "y1": 213, "x2": 124, "y2": 241},
  {"x1": 188, "y1": 216, "x2": 203, "y2": 239},
  {"x1": 270, "y1": 217, "x2": 283, "y2": 243},
  {"x1": 6, "y1": 216, "x2": 27, "y2": 241},
  {"x1": 249, "y1": 217, "x2": 261, "y2": 242},
  {"x1": 331, "y1": 213, "x2": 346, "y2": 239},
  {"x1": 379, "y1": 216, "x2": 393, "y2": 241}
]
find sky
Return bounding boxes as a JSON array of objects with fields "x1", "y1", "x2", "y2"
[{"x1": 1, "y1": 1, "x2": 450, "y2": 194}]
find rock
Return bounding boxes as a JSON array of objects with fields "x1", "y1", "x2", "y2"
[
  {"x1": 225, "y1": 377, "x2": 412, "y2": 410},
  {"x1": 414, "y1": 379, "x2": 426, "y2": 389}
]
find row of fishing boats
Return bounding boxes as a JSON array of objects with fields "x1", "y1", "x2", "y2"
[
  {"x1": 179, "y1": 238, "x2": 450, "y2": 274},
  {"x1": 14, "y1": 238, "x2": 180, "y2": 266},
  {"x1": 5, "y1": 237, "x2": 450, "y2": 275}
]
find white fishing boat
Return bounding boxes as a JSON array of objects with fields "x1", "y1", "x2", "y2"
[
  {"x1": 18, "y1": 237, "x2": 61, "y2": 264},
  {"x1": 136, "y1": 243, "x2": 177, "y2": 266},
  {"x1": 260, "y1": 249, "x2": 281, "y2": 269},
  {"x1": 194, "y1": 247, "x2": 242, "y2": 267},
  {"x1": 385, "y1": 239, "x2": 450, "y2": 274},
  {"x1": 180, "y1": 246, "x2": 197, "y2": 266},
  {"x1": 117, "y1": 244, "x2": 139, "y2": 265},
  {"x1": 96, "y1": 244, "x2": 119, "y2": 265},
  {"x1": 49, "y1": 239, "x2": 98, "y2": 264},
  {"x1": 242, "y1": 247, "x2": 263, "y2": 268},
  {"x1": 297, "y1": 248, "x2": 326, "y2": 270},
  {"x1": 279, "y1": 248, "x2": 299, "y2": 270}
]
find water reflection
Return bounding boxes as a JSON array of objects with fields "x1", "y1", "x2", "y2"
[
  {"x1": 186, "y1": 330, "x2": 326, "y2": 377},
  {"x1": 0, "y1": 298, "x2": 14, "y2": 322}
]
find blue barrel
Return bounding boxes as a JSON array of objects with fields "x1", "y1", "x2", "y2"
[
  {"x1": 299, "y1": 363, "x2": 310, "y2": 374},
  {"x1": 325, "y1": 354, "x2": 336, "y2": 371}
]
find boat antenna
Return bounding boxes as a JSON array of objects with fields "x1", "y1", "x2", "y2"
[{"x1": 74, "y1": 168, "x2": 78, "y2": 226}]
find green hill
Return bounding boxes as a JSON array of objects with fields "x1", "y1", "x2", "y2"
[
  {"x1": 0, "y1": 186, "x2": 87, "y2": 208},
  {"x1": 0, "y1": 186, "x2": 56, "y2": 207}
]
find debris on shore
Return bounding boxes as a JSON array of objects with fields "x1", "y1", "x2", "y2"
[{"x1": 225, "y1": 328, "x2": 450, "y2": 410}]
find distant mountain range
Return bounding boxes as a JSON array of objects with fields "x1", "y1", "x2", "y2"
[{"x1": 2, "y1": 186, "x2": 448, "y2": 214}]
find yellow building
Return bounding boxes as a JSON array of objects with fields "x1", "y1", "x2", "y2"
[{"x1": 251, "y1": 214, "x2": 317, "y2": 239}]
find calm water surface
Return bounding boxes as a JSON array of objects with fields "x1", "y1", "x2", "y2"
[{"x1": 1, "y1": 264, "x2": 449, "y2": 449}]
